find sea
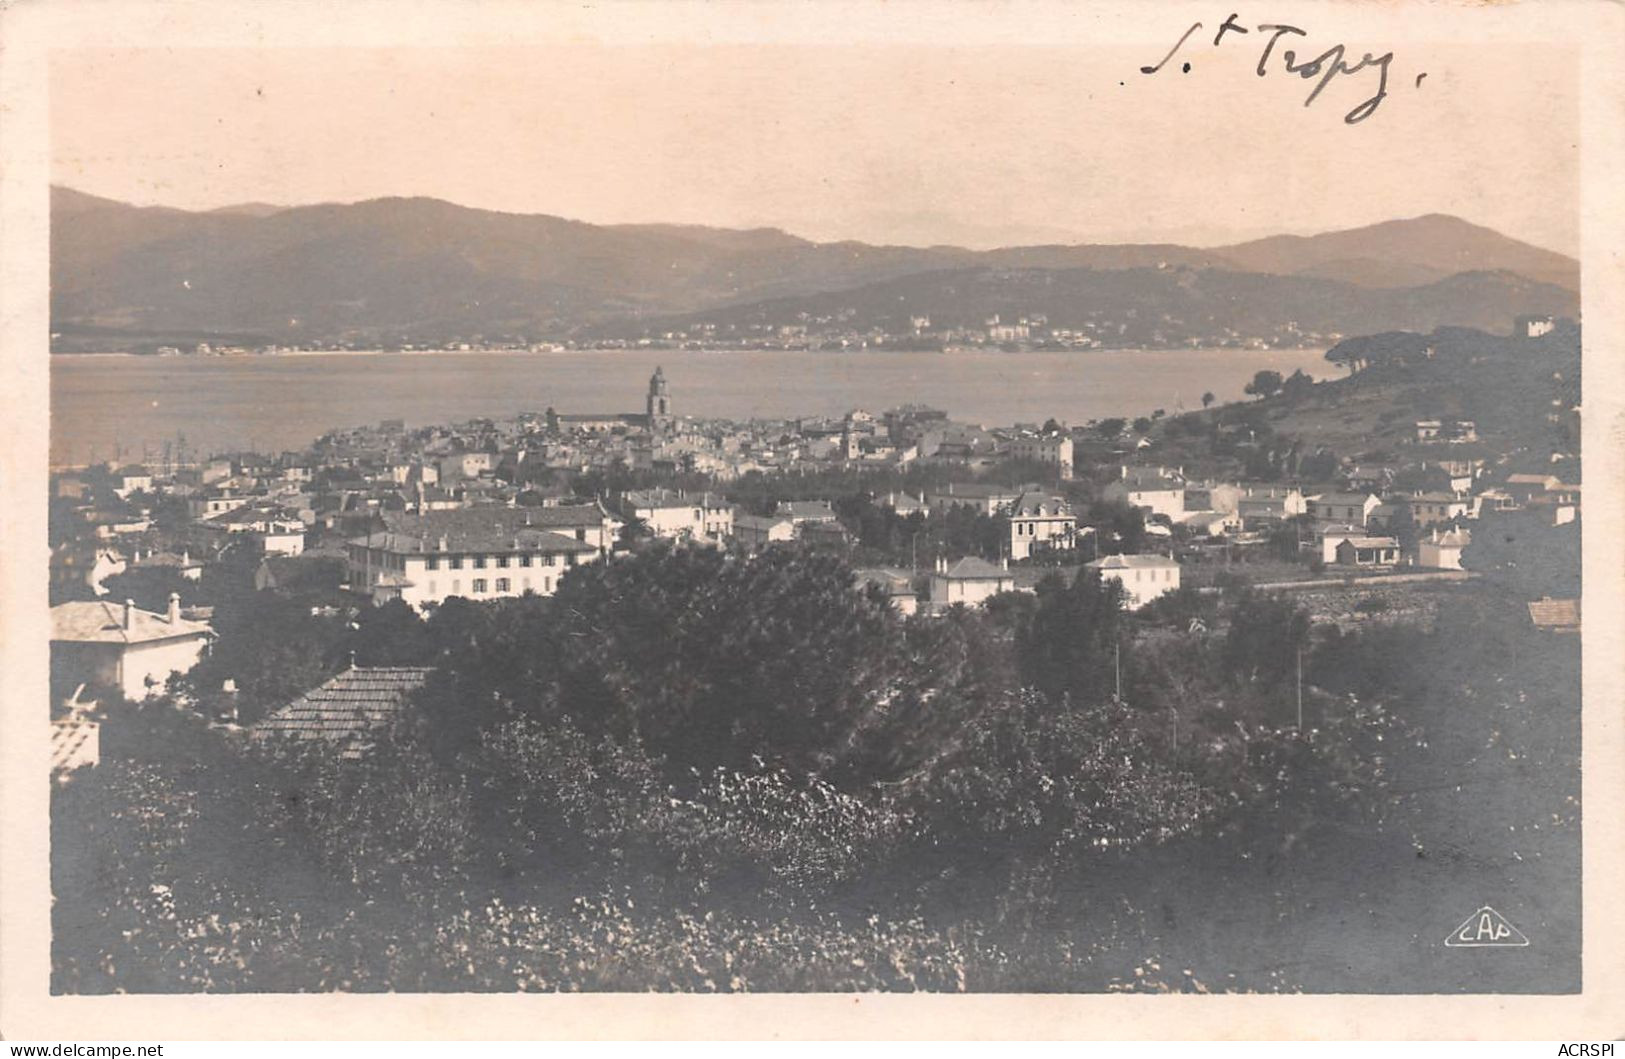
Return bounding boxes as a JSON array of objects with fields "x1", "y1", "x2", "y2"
[{"x1": 49, "y1": 347, "x2": 1332, "y2": 468}]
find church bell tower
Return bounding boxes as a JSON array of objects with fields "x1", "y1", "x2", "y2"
[{"x1": 646, "y1": 366, "x2": 673, "y2": 432}]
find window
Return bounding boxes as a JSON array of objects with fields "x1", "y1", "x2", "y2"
[
  {"x1": 519, "y1": 555, "x2": 532, "y2": 567},
  {"x1": 544, "y1": 577, "x2": 552, "y2": 592},
  {"x1": 567, "y1": 554, "x2": 578, "y2": 567},
  {"x1": 426, "y1": 556, "x2": 439, "y2": 571},
  {"x1": 427, "y1": 580, "x2": 437, "y2": 595},
  {"x1": 495, "y1": 578, "x2": 510, "y2": 592},
  {"x1": 497, "y1": 555, "x2": 509, "y2": 568},
  {"x1": 575, "y1": 528, "x2": 586, "y2": 541},
  {"x1": 543, "y1": 555, "x2": 557, "y2": 567},
  {"x1": 452, "y1": 579, "x2": 461, "y2": 594},
  {"x1": 472, "y1": 578, "x2": 488, "y2": 594},
  {"x1": 473, "y1": 555, "x2": 487, "y2": 569},
  {"x1": 449, "y1": 556, "x2": 463, "y2": 570}
]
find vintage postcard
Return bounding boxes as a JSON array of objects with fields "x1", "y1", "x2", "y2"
[{"x1": 1, "y1": 0, "x2": 1622, "y2": 1041}]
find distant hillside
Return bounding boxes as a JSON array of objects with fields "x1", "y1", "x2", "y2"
[
  {"x1": 624, "y1": 266, "x2": 1578, "y2": 347},
  {"x1": 1213, "y1": 214, "x2": 1578, "y2": 292},
  {"x1": 49, "y1": 188, "x2": 1580, "y2": 347}
]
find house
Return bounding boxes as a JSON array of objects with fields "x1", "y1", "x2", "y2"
[
  {"x1": 260, "y1": 524, "x2": 307, "y2": 556},
  {"x1": 1086, "y1": 553, "x2": 1181, "y2": 609},
  {"x1": 110, "y1": 466, "x2": 154, "y2": 499},
  {"x1": 255, "y1": 664, "x2": 434, "y2": 759},
  {"x1": 1180, "y1": 510, "x2": 1242, "y2": 537},
  {"x1": 1004, "y1": 433, "x2": 1074, "y2": 478},
  {"x1": 1001, "y1": 491, "x2": 1077, "y2": 561},
  {"x1": 929, "y1": 556, "x2": 1015, "y2": 609},
  {"x1": 1309, "y1": 492, "x2": 1382, "y2": 527},
  {"x1": 1407, "y1": 492, "x2": 1472, "y2": 528},
  {"x1": 854, "y1": 567, "x2": 919, "y2": 615},
  {"x1": 1527, "y1": 597, "x2": 1580, "y2": 634},
  {"x1": 879, "y1": 492, "x2": 928, "y2": 517},
  {"x1": 128, "y1": 549, "x2": 205, "y2": 582},
  {"x1": 1184, "y1": 482, "x2": 1242, "y2": 515},
  {"x1": 733, "y1": 513, "x2": 797, "y2": 552},
  {"x1": 1418, "y1": 527, "x2": 1471, "y2": 570},
  {"x1": 1317, "y1": 526, "x2": 1369, "y2": 563},
  {"x1": 50, "y1": 595, "x2": 214, "y2": 701},
  {"x1": 1235, "y1": 484, "x2": 1307, "y2": 523},
  {"x1": 773, "y1": 500, "x2": 840, "y2": 526},
  {"x1": 925, "y1": 482, "x2": 1022, "y2": 516},
  {"x1": 1101, "y1": 467, "x2": 1186, "y2": 519},
  {"x1": 1334, "y1": 536, "x2": 1402, "y2": 567},
  {"x1": 348, "y1": 508, "x2": 607, "y2": 610},
  {"x1": 622, "y1": 488, "x2": 734, "y2": 540},
  {"x1": 254, "y1": 554, "x2": 346, "y2": 598},
  {"x1": 437, "y1": 451, "x2": 497, "y2": 481}
]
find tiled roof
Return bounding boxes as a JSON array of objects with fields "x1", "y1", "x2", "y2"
[
  {"x1": 255, "y1": 666, "x2": 434, "y2": 758},
  {"x1": 939, "y1": 557, "x2": 1011, "y2": 580},
  {"x1": 623, "y1": 488, "x2": 728, "y2": 510},
  {"x1": 366, "y1": 506, "x2": 608, "y2": 554},
  {"x1": 51, "y1": 717, "x2": 100, "y2": 775},
  {"x1": 1087, "y1": 553, "x2": 1179, "y2": 570},
  {"x1": 1005, "y1": 492, "x2": 1073, "y2": 518},
  {"x1": 50, "y1": 601, "x2": 213, "y2": 645}
]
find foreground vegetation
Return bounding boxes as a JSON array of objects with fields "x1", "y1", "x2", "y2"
[{"x1": 53, "y1": 536, "x2": 1579, "y2": 994}]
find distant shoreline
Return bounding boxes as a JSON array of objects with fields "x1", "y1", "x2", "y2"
[{"x1": 51, "y1": 344, "x2": 1330, "y2": 359}]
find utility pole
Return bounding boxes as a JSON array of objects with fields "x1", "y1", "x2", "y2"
[{"x1": 1296, "y1": 644, "x2": 1304, "y2": 730}]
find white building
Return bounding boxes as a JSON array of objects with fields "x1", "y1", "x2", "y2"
[
  {"x1": 1005, "y1": 434, "x2": 1074, "y2": 478},
  {"x1": 1102, "y1": 468, "x2": 1186, "y2": 519},
  {"x1": 1001, "y1": 492, "x2": 1077, "y2": 561},
  {"x1": 1418, "y1": 526, "x2": 1471, "y2": 570},
  {"x1": 1309, "y1": 492, "x2": 1381, "y2": 527},
  {"x1": 929, "y1": 556, "x2": 1015, "y2": 609},
  {"x1": 347, "y1": 506, "x2": 619, "y2": 610},
  {"x1": 622, "y1": 488, "x2": 734, "y2": 540},
  {"x1": 1086, "y1": 553, "x2": 1181, "y2": 609},
  {"x1": 260, "y1": 526, "x2": 306, "y2": 556},
  {"x1": 733, "y1": 513, "x2": 797, "y2": 552},
  {"x1": 50, "y1": 595, "x2": 213, "y2": 701}
]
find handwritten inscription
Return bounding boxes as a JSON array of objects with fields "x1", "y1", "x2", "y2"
[{"x1": 1142, "y1": 12, "x2": 1417, "y2": 125}]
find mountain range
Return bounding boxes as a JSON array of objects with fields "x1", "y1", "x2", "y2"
[{"x1": 49, "y1": 186, "x2": 1579, "y2": 350}]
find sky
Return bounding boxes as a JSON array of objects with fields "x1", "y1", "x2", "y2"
[{"x1": 49, "y1": 37, "x2": 1580, "y2": 253}]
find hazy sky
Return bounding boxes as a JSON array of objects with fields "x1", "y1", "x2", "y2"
[{"x1": 50, "y1": 39, "x2": 1579, "y2": 252}]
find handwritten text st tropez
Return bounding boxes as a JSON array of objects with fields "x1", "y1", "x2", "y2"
[{"x1": 1141, "y1": 12, "x2": 1420, "y2": 125}]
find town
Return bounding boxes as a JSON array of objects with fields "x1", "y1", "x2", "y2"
[{"x1": 49, "y1": 316, "x2": 1579, "y2": 753}]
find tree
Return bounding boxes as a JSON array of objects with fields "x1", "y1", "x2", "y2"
[
  {"x1": 1201, "y1": 392, "x2": 1215, "y2": 409},
  {"x1": 1015, "y1": 572, "x2": 1126, "y2": 707},
  {"x1": 1244, "y1": 370, "x2": 1284, "y2": 400},
  {"x1": 1221, "y1": 592, "x2": 1311, "y2": 693}
]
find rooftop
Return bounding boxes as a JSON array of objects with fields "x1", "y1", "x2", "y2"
[
  {"x1": 51, "y1": 600, "x2": 213, "y2": 645},
  {"x1": 255, "y1": 665, "x2": 435, "y2": 758},
  {"x1": 1087, "y1": 553, "x2": 1179, "y2": 570}
]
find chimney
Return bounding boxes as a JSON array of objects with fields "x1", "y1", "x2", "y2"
[
  {"x1": 167, "y1": 591, "x2": 180, "y2": 624},
  {"x1": 122, "y1": 598, "x2": 135, "y2": 630},
  {"x1": 439, "y1": 534, "x2": 449, "y2": 551},
  {"x1": 1000, "y1": 555, "x2": 1009, "y2": 571}
]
